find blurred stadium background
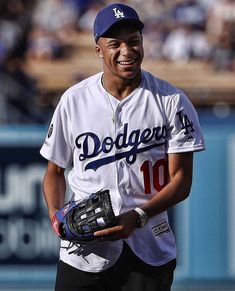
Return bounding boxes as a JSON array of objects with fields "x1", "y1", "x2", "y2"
[{"x1": 0, "y1": 0, "x2": 235, "y2": 290}]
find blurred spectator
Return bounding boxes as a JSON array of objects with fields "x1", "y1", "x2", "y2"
[
  {"x1": 26, "y1": 0, "x2": 78, "y2": 61},
  {"x1": 162, "y1": 23, "x2": 211, "y2": 62},
  {"x1": 26, "y1": 25, "x2": 65, "y2": 60},
  {"x1": 172, "y1": 0, "x2": 206, "y2": 30},
  {"x1": 0, "y1": 0, "x2": 43, "y2": 124},
  {"x1": 162, "y1": 0, "x2": 211, "y2": 62},
  {"x1": 0, "y1": 0, "x2": 34, "y2": 63},
  {"x1": 206, "y1": 0, "x2": 235, "y2": 71},
  {"x1": 0, "y1": 56, "x2": 46, "y2": 124},
  {"x1": 0, "y1": 0, "x2": 53, "y2": 124},
  {"x1": 66, "y1": 0, "x2": 99, "y2": 17},
  {"x1": 125, "y1": 0, "x2": 169, "y2": 21},
  {"x1": 77, "y1": 2, "x2": 105, "y2": 32},
  {"x1": 162, "y1": 23, "x2": 193, "y2": 62},
  {"x1": 32, "y1": 0, "x2": 77, "y2": 34}
]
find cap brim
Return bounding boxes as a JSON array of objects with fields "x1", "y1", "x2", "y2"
[{"x1": 96, "y1": 18, "x2": 144, "y2": 41}]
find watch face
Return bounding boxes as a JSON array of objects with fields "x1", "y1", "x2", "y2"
[
  {"x1": 135, "y1": 210, "x2": 148, "y2": 228},
  {"x1": 140, "y1": 215, "x2": 148, "y2": 227},
  {"x1": 134, "y1": 208, "x2": 148, "y2": 228}
]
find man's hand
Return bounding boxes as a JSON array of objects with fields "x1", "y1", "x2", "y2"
[{"x1": 94, "y1": 210, "x2": 138, "y2": 241}]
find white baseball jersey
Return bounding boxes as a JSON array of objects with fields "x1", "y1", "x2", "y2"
[{"x1": 40, "y1": 70, "x2": 205, "y2": 272}]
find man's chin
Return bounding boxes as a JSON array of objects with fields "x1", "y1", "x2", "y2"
[{"x1": 119, "y1": 69, "x2": 141, "y2": 80}]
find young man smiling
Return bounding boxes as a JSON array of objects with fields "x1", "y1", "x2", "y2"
[{"x1": 40, "y1": 3, "x2": 205, "y2": 291}]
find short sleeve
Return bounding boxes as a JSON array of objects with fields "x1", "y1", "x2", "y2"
[
  {"x1": 40, "y1": 94, "x2": 73, "y2": 168},
  {"x1": 164, "y1": 92, "x2": 205, "y2": 153}
]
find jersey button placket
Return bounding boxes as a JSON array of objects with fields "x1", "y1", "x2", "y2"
[
  {"x1": 117, "y1": 161, "x2": 129, "y2": 196},
  {"x1": 115, "y1": 106, "x2": 122, "y2": 126},
  {"x1": 117, "y1": 107, "x2": 123, "y2": 126},
  {"x1": 115, "y1": 105, "x2": 127, "y2": 196}
]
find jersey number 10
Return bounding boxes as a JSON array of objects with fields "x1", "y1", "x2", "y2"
[{"x1": 140, "y1": 159, "x2": 168, "y2": 194}]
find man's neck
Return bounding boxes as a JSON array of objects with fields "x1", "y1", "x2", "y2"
[{"x1": 102, "y1": 72, "x2": 142, "y2": 100}]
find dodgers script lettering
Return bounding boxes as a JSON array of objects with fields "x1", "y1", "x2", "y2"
[{"x1": 75, "y1": 123, "x2": 167, "y2": 171}]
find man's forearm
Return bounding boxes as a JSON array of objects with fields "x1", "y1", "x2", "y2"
[{"x1": 43, "y1": 162, "x2": 66, "y2": 220}]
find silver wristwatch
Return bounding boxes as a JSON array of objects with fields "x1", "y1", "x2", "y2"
[{"x1": 133, "y1": 207, "x2": 148, "y2": 228}]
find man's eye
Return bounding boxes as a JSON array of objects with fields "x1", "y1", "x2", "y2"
[
  {"x1": 130, "y1": 40, "x2": 141, "y2": 46},
  {"x1": 108, "y1": 43, "x2": 119, "y2": 48}
]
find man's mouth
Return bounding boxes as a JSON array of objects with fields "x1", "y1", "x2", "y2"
[{"x1": 117, "y1": 59, "x2": 136, "y2": 65}]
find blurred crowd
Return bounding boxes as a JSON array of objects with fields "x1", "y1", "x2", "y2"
[{"x1": 0, "y1": 0, "x2": 235, "y2": 124}]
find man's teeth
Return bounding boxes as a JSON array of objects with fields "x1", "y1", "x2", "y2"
[{"x1": 118, "y1": 60, "x2": 135, "y2": 65}]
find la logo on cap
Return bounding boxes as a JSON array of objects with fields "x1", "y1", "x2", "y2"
[{"x1": 113, "y1": 7, "x2": 125, "y2": 19}]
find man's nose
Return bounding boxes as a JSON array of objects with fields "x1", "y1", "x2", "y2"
[{"x1": 120, "y1": 43, "x2": 132, "y2": 55}]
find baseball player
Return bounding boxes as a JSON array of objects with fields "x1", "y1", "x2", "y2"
[{"x1": 40, "y1": 3, "x2": 205, "y2": 291}]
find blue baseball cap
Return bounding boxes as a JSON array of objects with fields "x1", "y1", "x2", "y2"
[{"x1": 94, "y1": 3, "x2": 144, "y2": 42}]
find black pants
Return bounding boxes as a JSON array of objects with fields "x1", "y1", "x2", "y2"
[{"x1": 55, "y1": 243, "x2": 176, "y2": 291}]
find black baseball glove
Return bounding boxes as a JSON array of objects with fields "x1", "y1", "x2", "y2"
[{"x1": 52, "y1": 190, "x2": 117, "y2": 244}]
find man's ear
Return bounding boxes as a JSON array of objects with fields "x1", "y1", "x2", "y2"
[{"x1": 95, "y1": 45, "x2": 103, "y2": 58}]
